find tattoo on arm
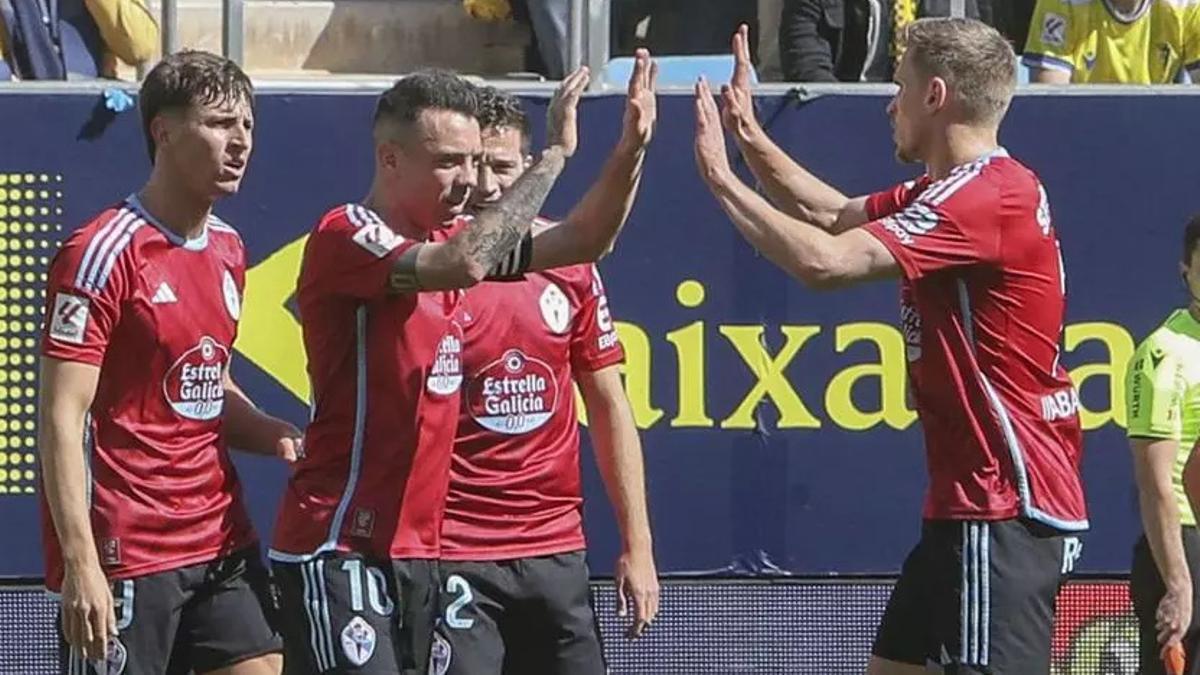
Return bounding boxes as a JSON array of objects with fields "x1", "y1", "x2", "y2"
[{"x1": 463, "y1": 149, "x2": 566, "y2": 270}]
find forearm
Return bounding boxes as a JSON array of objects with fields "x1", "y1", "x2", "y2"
[
  {"x1": 40, "y1": 412, "x2": 99, "y2": 567},
  {"x1": 588, "y1": 395, "x2": 652, "y2": 552},
  {"x1": 734, "y1": 126, "x2": 848, "y2": 230},
  {"x1": 1140, "y1": 486, "x2": 1191, "y2": 590},
  {"x1": 427, "y1": 145, "x2": 566, "y2": 284},
  {"x1": 559, "y1": 137, "x2": 646, "y2": 260},
  {"x1": 221, "y1": 379, "x2": 293, "y2": 456},
  {"x1": 706, "y1": 169, "x2": 841, "y2": 285}
]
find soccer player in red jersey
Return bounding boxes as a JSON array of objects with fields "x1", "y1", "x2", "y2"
[
  {"x1": 270, "y1": 67, "x2": 647, "y2": 674},
  {"x1": 39, "y1": 51, "x2": 300, "y2": 675},
  {"x1": 694, "y1": 20, "x2": 1087, "y2": 674},
  {"x1": 433, "y1": 60, "x2": 659, "y2": 675}
]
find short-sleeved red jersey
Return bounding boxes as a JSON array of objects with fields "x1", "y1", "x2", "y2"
[
  {"x1": 441, "y1": 263, "x2": 625, "y2": 560},
  {"x1": 861, "y1": 148, "x2": 1087, "y2": 530},
  {"x1": 40, "y1": 196, "x2": 254, "y2": 590},
  {"x1": 271, "y1": 204, "x2": 466, "y2": 562}
]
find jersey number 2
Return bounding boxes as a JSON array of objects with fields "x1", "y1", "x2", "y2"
[{"x1": 444, "y1": 574, "x2": 475, "y2": 630}]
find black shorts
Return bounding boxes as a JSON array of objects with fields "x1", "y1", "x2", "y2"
[
  {"x1": 1131, "y1": 527, "x2": 1200, "y2": 675},
  {"x1": 433, "y1": 551, "x2": 605, "y2": 675},
  {"x1": 272, "y1": 554, "x2": 439, "y2": 675},
  {"x1": 59, "y1": 546, "x2": 281, "y2": 675},
  {"x1": 873, "y1": 518, "x2": 1081, "y2": 673}
]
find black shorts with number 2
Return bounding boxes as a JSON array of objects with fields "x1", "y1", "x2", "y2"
[{"x1": 432, "y1": 551, "x2": 605, "y2": 675}]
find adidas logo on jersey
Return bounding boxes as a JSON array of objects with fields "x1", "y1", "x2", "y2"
[{"x1": 151, "y1": 282, "x2": 177, "y2": 304}]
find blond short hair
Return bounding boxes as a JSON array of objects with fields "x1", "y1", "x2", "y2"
[{"x1": 903, "y1": 17, "x2": 1016, "y2": 126}]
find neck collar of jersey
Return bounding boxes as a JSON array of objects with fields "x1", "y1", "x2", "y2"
[
  {"x1": 934, "y1": 146, "x2": 1008, "y2": 180},
  {"x1": 1102, "y1": 0, "x2": 1150, "y2": 24},
  {"x1": 126, "y1": 193, "x2": 210, "y2": 251},
  {"x1": 1171, "y1": 308, "x2": 1200, "y2": 340}
]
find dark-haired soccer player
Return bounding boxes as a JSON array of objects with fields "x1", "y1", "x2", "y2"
[
  {"x1": 269, "y1": 62, "x2": 655, "y2": 674},
  {"x1": 40, "y1": 50, "x2": 299, "y2": 675},
  {"x1": 434, "y1": 54, "x2": 658, "y2": 675}
]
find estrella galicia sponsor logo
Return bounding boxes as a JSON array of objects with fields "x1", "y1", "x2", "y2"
[
  {"x1": 427, "y1": 322, "x2": 464, "y2": 396},
  {"x1": 467, "y1": 349, "x2": 558, "y2": 435},
  {"x1": 162, "y1": 336, "x2": 228, "y2": 420}
]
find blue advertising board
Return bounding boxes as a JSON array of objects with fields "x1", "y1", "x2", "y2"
[{"x1": 0, "y1": 87, "x2": 1193, "y2": 580}]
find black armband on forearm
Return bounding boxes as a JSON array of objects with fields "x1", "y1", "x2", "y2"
[{"x1": 388, "y1": 245, "x2": 422, "y2": 293}]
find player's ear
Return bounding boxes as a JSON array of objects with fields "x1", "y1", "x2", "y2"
[
  {"x1": 926, "y1": 77, "x2": 949, "y2": 112},
  {"x1": 377, "y1": 141, "x2": 400, "y2": 173},
  {"x1": 149, "y1": 113, "x2": 173, "y2": 154}
]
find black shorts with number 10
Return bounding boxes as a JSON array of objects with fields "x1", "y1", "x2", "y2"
[{"x1": 272, "y1": 553, "x2": 439, "y2": 675}]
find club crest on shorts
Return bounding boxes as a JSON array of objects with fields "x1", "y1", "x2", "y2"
[
  {"x1": 428, "y1": 632, "x2": 452, "y2": 675},
  {"x1": 90, "y1": 636, "x2": 127, "y2": 674},
  {"x1": 340, "y1": 616, "x2": 376, "y2": 666}
]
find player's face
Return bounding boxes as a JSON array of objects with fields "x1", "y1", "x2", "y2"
[
  {"x1": 887, "y1": 54, "x2": 930, "y2": 164},
  {"x1": 472, "y1": 125, "x2": 530, "y2": 210},
  {"x1": 387, "y1": 109, "x2": 481, "y2": 231},
  {"x1": 1185, "y1": 248, "x2": 1200, "y2": 300},
  {"x1": 156, "y1": 97, "x2": 254, "y2": 199}
]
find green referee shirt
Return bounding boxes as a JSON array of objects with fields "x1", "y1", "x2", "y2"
[{"x1": 1126, "y1": 309, "x2": 1200, "y2": 526}]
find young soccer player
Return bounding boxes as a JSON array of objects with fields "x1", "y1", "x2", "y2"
[
  {"x1": 40, "y1": 50, "x2": 299, "y2": 675},
  {"x1": 694, "y1": 20, "x2": 1087, "y2": 673},
  {"x1": 435, "y1": 54, "x2": 658, "y2": 675}
]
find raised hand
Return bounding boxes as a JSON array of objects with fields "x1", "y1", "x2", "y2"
[
  {"x1": 620, "y1": 49, "x2": 659, "y2": 149},
  {"x1": 720, "y1": 24, "x2": 761, "y2": 143},
  {"x1": 546, "y1": 66, "x2": 591, "y2": 158},
  {"x1": 694, "y1": 77, "x2": 732, "y2": 185}
]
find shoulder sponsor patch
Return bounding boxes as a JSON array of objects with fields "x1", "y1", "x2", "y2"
[
  {"x1": 50, "y1": 292, "x2": 90, "y2": 344},
  {"x1": 352, "y1": 222, "x2": 404, "y2": 258},
  {"x1": 1041, "y1": 12, "x2": 1067, "y2": 47}
]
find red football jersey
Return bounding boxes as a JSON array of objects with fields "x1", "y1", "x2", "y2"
[
  {"x1": 861, "y1": 148, "x2": 1087, "y2": 530},
  {"x1": 270, "y1": 204, "x2": 465, "y2": 562},
  {"x1": 441, "y1": 263, "x2": 625, "y2": 560},
  {"x1": 40, "y1": 196, "x2": 255, "y2": 591}
]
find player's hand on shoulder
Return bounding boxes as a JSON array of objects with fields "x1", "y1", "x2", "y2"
[
  {"x1": 61, "y1": 558, "x2": 116, "y2": 660},
  {"x1": 546, "y1": 66, "x2": 590, "y2": 158},
  {"x1": 615, "y1": 547, "x2": 660, "y2": 639},
  {"x1": 620, "y1": 48, "x2": 659, "y2": 150},
  {"x1": 720, "y1": 23, "x2": 761, "y2": 142}
]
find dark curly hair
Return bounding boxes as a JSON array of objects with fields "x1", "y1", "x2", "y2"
[{"x1": 475, "y1": 86, "x2": 531, "y2": 153}]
